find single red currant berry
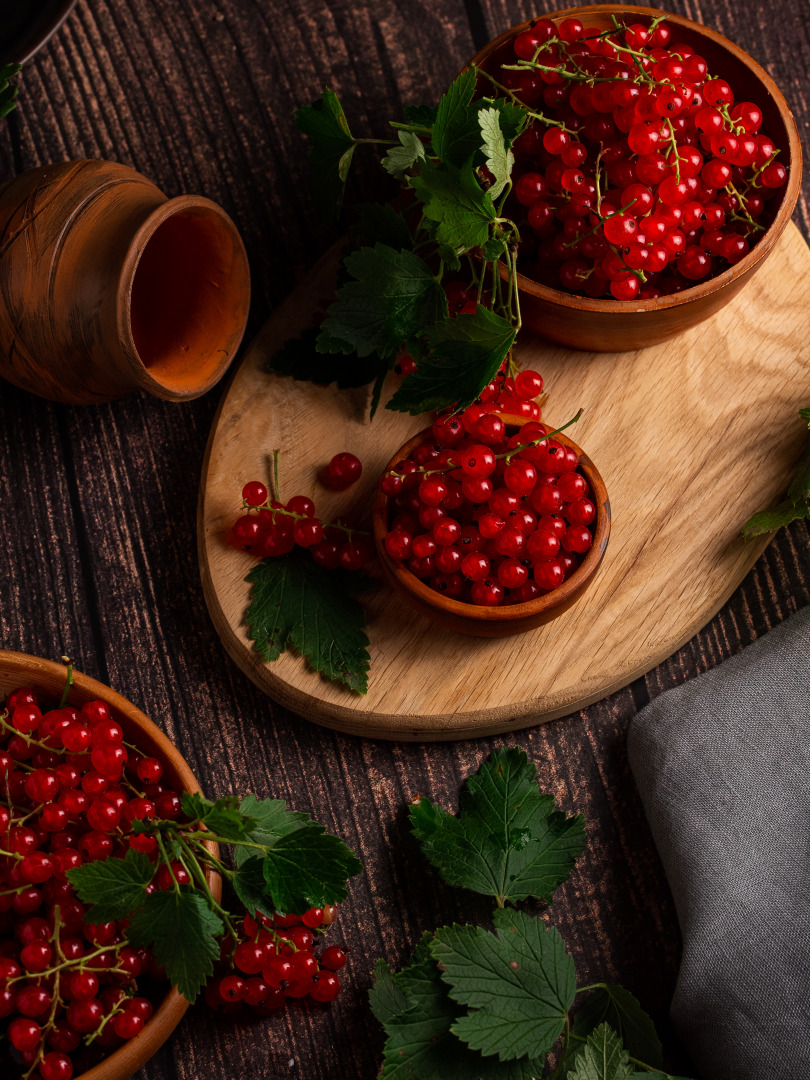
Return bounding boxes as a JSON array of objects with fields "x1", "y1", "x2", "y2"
[
  {"x1": 66, "y1": 998, "x2": 104, "y2": 1033},
  {"x1": 321, "y1": 452, "x2": 362, "y2": 490},
  {"x1": 242, "y1": 480, "x2": 268, "y2": 506},
  {"x1": 310, "y1": 971, "x2": 341, "y2": 1002},
  {"x1": 8, "y1": 1016, "x2": 41, "y2": 1051},
  {"x1": 319, "y1": 945, "x2": 347, "y2": 971},
  {"x1": 38, "y1": 1051, "x2": 74, "y2": 1080}
]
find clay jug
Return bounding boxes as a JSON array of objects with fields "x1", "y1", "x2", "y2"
[{"x1": 0, "y1": 159, "x2": 251, "y2": 404}]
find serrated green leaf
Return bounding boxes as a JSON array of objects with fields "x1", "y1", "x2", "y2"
[
  {"x1": 318, "y1": 242, "x2": 447, "y2": 360},
  {"x1": 572, "y1": 986, "x2": 662, "y2": 1070},
  {"x1": 66, "y1": 848, "x2": 154, "y2": 924},
  {"x1": 261, "y1": 824, "x2": 362, "y2": 913},
  {"x1": 233, "y1": 795, "x2": 314, "y2": 867},
  {"x1": 245, "y1": 548, "x2": 372, "y2": 693},
  {"x1": 295, "y1": 88, "x2": 356, "y2": 221},
  {"x1": 369, "y1": 958, "x2": 411, "y2": 1025},
  {"x1": 387, "y1": 307, "x2": 515, "y2": 416},
  {"x1": 126, "y1": 888, "x2": 223, "y2": 1003},
  {"x1": 383, "y1": 129, "x2": 426, "y2": 179},
  {"x1": 380, "y1": 943, "x2": 543, "y2": 1080},
  {"x1": 478, "y1": 107, "x2": 513, "y2": 200},
  {"x1": 437, "y1": 243, "x2": 462, "y2": 272},
  {"x1": 232, "y1": 855, "x2": 277, "y2": 920},
  {"x1": 432, "y1": 69, "x2": 479, "y2": 166},
  {"x1": 351, "y1": 202, "x2": 414, "y2": 252},
  {"x1": 481, "y1": 97, "x2": 529, "y2": 147},
  {"x1": 267, "y1": 326, "x2": 385, "y2": 389},
  {"x1": 433, "y1": 908, "x2": 577, "y2": 1062},
  {"x1": 179, "y1": 792, "x2": 257, "y2": 842},
  {"x1": 568, "y1": 1024, "x2": 633, "y2": 1080},
  {"x1": 741, "y1": 499, "x2": 808, "y2": 538},
  {"x1": 798, "y1": 406, "x2": 810, "y2": 424},
  {"x1": 410, "y1": 158, "x2": 496, "y2": 251}
]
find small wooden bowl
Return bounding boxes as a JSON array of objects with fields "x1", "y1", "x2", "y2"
[
  {"x1": 372, "y1": 419, "x2": 611, "y2": 637},
  {"x1": 472, "y1": 5, "x2": 803, "y2": 351},
  {"x1": 0, "y1": 650, "x2": 221, "y2": 1080}
]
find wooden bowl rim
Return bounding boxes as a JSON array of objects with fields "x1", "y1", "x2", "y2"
[
  {"x1": 117, "y1": 193, "x2": 251, "y2": 402},
  {"x1": 372, "y1": 417, "x2": 611, "y2": 624},
  {"x1": 2, "y1": 0, "x2": 78, "y2": 65},
  {"x1": 0, "y1": 650, "x2": 220, "y2": 1080},
  {"x1": 472, "y1": 3, "x2": 803, "y2": 315}
]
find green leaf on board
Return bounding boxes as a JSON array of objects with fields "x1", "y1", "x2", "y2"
[
  {"x1": 246, "y1": 548, "x2": 374, "y2": 693},
  {"x1": 126, "y1": 887, "x2": 223, "y2": 1004},
  {"x1": 267, "y1": 326, "x2": 386, "y2": 389},
  {"x1": 431, "y1": 68, "x2": 479, "y2": 166},
  {"x1": 66, "y1": 848, "x2": 154, "y2": 924},
  {"x1": 234, "y1": 795, "x2": 311, "y2": 865},
  {"x1": 402, "y1": 103, "x2": 438, "y2": 128},
  {"x1": 318, "y1": 242, "x2": 447, "y2": 359},
  {"x1": 232, "y1": 855, "x2": 277, "y2": 921},
  {"x1": 386, "y1": 307, "x2": 516, "y2": 421},
  {"x1": 295, "y1": 88, "x2": 356, "y2": 221},
  {"x1": 369, "y1": 958, "x2": 411, "y2": 1025}
]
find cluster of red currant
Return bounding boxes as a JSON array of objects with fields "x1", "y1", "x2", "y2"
[
  {"x1": 228, "y1": 458, "x2": 372, "y2": 572},
  {"x1": 205, "y1": 908, "x2": 345, "y2": 1016},
  {"x1": 491, "y1": 16, "x2": 788, "y2": 299},
  {"x1": 379, "y1": 400, "x2": 595, "y2": 606},
  {"x1": 0, "y1": 687, "x2": 174, "y2": 1079}
]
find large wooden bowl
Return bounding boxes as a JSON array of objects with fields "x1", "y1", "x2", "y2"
[
  {"x1": 472, "y1": 5, "x2": 803, "y2": 351},
  {"x1": 372, "y1": 419, "x2": 611, "y2": 637},
  {"x1": 0, "y1": 650, "x2": 221, "y2": 1080}
]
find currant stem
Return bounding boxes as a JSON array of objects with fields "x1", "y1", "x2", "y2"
[{"x1": 58, "y1": 656, "x2": 74, "y2": 710}]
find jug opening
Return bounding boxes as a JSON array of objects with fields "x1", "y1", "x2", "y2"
[{"x1": 129, "y1": 205, "x2": 244, "y2": 393}]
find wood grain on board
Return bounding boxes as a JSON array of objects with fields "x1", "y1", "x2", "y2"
[
  {"x1": 0, "y1": 0, "x2": 809, "y2": 1077},
  {"x1": 200, "y1": 224, "x2": 810, "y2": 739}
]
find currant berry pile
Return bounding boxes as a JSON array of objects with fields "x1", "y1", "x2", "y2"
[
  {"x1": 488, "y1": 14, "x2": 788, "y2": 300},
  {"x1": 379, "y1": 393, "x2": 596, "y2": 607},
  {"x1": 0, "y1": 687, "x2": 173, "y2": 1079},
  {"x1": 205, "y1": 908, "x2": 346, "y2": 1016},
  {"x1": 229, "y1": 477, "x2": 373, "y2": 572}
]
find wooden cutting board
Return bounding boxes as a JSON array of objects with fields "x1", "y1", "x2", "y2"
[{"x1": 198, "y1": 223, "x2": 810, "y2": 741}]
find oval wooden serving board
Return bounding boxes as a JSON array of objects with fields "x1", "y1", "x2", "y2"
[{"x1": 199, "y1": 223, "x2": 810, "y2": 741}]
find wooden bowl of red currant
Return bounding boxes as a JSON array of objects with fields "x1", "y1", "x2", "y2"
[
  {"x1": 473, "y1": 4, "x2": 802, "y2": 351},
  {"x1": 373, "y1": 396, "x2": 611, "y2": 637},
  {"x1": 0, "y1": 650, "x2": 220, "y2": 1080}
]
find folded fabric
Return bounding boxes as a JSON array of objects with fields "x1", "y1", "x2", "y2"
[{"x1": 627, "y1": 604, "x2": 810, "y2": 1080}]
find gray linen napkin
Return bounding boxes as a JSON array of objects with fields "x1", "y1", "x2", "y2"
[{"x1": 627, "y1": 605, "x2": 810, "y2": 1080}]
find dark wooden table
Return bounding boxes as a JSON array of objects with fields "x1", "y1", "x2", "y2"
[{"x1": 1, "y1": 2, "x2": 808, "y2": 1077}]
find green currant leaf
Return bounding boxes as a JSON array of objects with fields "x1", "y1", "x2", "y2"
[
  {"x1": 179, "y1": 792, "x2": 257, "y2": 842},
  {"x1": 261, "y1": 823, "x2": 362, "y2": 913},
  {"x1": 481, "y1": 236, "x2": 507, "y2": 261},
  {"x1": 232, "y1": 855, "x2": 276, "y2": 920},
  {"x1": 295, "y1": 88, "x2": 356, "y2": 221},
  {"x1": 233, "y1": 795, "x2": 311, "y2": 867},
  {"x1": 369, "y1": 957, "x2": 411, "y2": 1025},
  {"x1": 66, "y1": 848, "x2": 154, "y2": 924},
  {"x1": 432, "y1": 908, "x2": 577, "y2": 1062},
  {"x1": 572, "y1": 986, "x2": 663, "y2": 1070},
  {"x1": 387, "y1": 308, "x2": 516, "y2": 418},
  {"x1": 480, "y1": 96, "x2": 528, "y2": 147},
  {"x1": 245, "y1": 548, "x2": 374, "y2": 693},
  {"x1": 437, "y1": 243, "x2": 462, "y2": 272},
  {"x1": 126, "y1": 887, "x2": 223, "y2": 1004},
  {"x1": 267, "y1": 326, "x2": 386, "y2": 389},
  {"x1": 382, "y1": 130, "x2": 426, "y2": 179},
  {"x1": 431, "y1": 68, "x2": 479, "y2": 166},
  {"x1": 379, "y1": 939, "x2": 543, "y2": 1080},
  {"x1": 741, "y1": 500, "x2": 809, "y2": 539},
  {"x1": 799, "y1": 406, "x2": 810, "y2": 424},
  {"x1": 567, "y1": 1023, "x2": 633, "y2": 1080},
  {"x1": 478, "y1": 106, "x2": 514, "y2": 199},
  {"x1": 410, "y1": 158, "x2": 496, "y2": 251},
  {"x1": 318, "y1": 242, "x2": 447, "y2": 360}
]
